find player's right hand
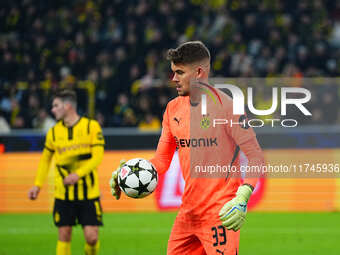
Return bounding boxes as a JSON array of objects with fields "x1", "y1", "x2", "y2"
[
  {"x1": 28, "y1": 186, "x2": 40, "y2": 200},
  {"x1": 109, "y1": 160, "x2": 126, "y2": 200}
]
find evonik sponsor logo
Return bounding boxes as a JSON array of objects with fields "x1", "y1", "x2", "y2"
[{"x1": 174, "y1": 136, "x2": 218, "y2": 148}]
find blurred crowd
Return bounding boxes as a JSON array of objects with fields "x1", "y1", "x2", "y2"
[{"x1": 1, "y1": 0, "x2": 340, "y2": 132}]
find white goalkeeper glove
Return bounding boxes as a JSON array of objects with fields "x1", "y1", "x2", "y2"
[
  {"x1": 109, "y1": 160, "x2": 126, "y2": 200},
  {"x1": 219, "y1": 184, "x2": 253, "y2": 231}
]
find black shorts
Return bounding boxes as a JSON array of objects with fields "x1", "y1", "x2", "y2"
[{"x1": 53, "y1": 198, "x2": 103, "y2": 227}]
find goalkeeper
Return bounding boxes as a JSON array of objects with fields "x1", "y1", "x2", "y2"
[{"x1": 110, "y1": 41, "x2": 264, "y2": 255}]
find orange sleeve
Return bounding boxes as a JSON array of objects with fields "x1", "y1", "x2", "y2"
[
  {"x1": 225, "y1": 114, "x2": 256, "y2": 146},
  {"x1": 239, "y1": 136, "x2": 264, "y2": 189},
  {"x1": 150, "y1": 105, "x2": 177, "y2": 174},
  {"x1": 225, "y1": 106, "x2": 264, "y2": 189}
]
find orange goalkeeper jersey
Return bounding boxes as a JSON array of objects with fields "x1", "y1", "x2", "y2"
[{"x1": 151, "y1": 85, "x2": 264, "y2": 221}]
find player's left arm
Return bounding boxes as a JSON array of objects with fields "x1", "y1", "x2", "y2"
[
  {"x1": 239, "y1": 135, "x2": 264, "y2": 188},
  {"x1": 64, "y1": 121, "x2": 104, "y2": 185},
  {"x1": 219, "y1": 113, "x2": 265, "y2": 231},
  {"x1": 227, "y1": 111, "x2": 265, "y2": 187}
]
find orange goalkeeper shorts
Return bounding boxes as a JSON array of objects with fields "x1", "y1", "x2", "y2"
[{"x1": 167, "y1": 214, "x2": 240, "y2": 255}]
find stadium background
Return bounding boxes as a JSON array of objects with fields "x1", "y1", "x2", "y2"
[{"x1": 1, "y1": 0, "x2": 340, "y2": 254}]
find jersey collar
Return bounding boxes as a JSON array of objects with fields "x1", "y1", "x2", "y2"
[{"x1": 62, "y1": 116, "x2": 82, "y2": 128}]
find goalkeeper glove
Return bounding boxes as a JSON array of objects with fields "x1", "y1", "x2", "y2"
[
  {"x1": 109, "y1": 160, "x2": 126, "y2": 200},
  {"x1": 219, "y1": 184, "x2": 253, "y2": 231}
]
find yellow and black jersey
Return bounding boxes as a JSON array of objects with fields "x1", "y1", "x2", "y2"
[{"x1": 34, "y1": 117, "x2": 105, "y2": 201}]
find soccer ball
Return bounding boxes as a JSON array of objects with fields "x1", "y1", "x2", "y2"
[{"x1": 118, "y1": 158, "x2": 158, "y2": 199}]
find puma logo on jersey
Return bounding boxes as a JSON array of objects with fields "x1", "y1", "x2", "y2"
[{"x1": 173, "y1": 117, "x2": 181, "y2": 125}]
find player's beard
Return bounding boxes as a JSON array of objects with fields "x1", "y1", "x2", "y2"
[
  {"x1": 177, "y1": 85, "x2": 190, "y2": 96},
  {"x1": 178, "y1": 91, "x2": 189, "y2": 96}
]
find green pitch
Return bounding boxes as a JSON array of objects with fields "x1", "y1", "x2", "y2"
[{"x1": 0, "y1": 212, "x2": 339, "y2": 255}]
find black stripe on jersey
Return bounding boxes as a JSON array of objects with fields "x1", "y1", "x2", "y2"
[
  {"x1": 230, "y1": 145, "x2": 240, "y2": 167},
  {"x1": 91, "y1": 144, "x2": 104, "y2": 147},
  {"x1": 226, "y1": 145, "x2": 240, "y2": 180},
  {"x1": 57, "y1": 166, "x2": 69, "y2": 201},
  {"x1": 68, "y1": 127, "x2": 73, "y2": 140},
  {"x1": 82, "y1": 176, "x2": 88, "y2": 200},
  {"x1": 74, "y1": 183, "x2": 78, "y2": 200},
  {"x1": 77, "y1": 153, "x2": 92, "y2": 160},
  {"x1": 57, "y1": 166, "x2": 65, "y2": 178},
  {"x1": 90, "y1": 172, "x2": 94, "y2": 186},
  {"x1": 44, "y1": 146, "x2": 54, "y2": 152},
  {"x1": 87, "y1": 119, "x2": 91, "y2": 134},
  {"x1": 57, "y1": 164, "x2": 71, "y2": 172},
  {"x1": 52, "y1": 127, "x2": 55, "y2": 141},
  {"x1": 57, "y1": 153, "x2": 92, "y2": 170}
]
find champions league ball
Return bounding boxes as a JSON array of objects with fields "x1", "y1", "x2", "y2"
[{"x1": 118, "y1": 158, "x2": 158, "y2": 199}]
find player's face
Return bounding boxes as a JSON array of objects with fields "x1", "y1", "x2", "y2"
[
  {"x1": 171, "y1": 62, "x2": 198, "y2": 96},
  {"x1": 51, "y1": 98, "x2": 66, "y2": 121}
]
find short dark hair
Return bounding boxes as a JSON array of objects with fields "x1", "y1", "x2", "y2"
[
  {"x1": 53, "y1": 89, "x2": 77, "y2": 108},
  {"x1": 167, "y1": 41, "x2": 210, "y2": 65}
]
